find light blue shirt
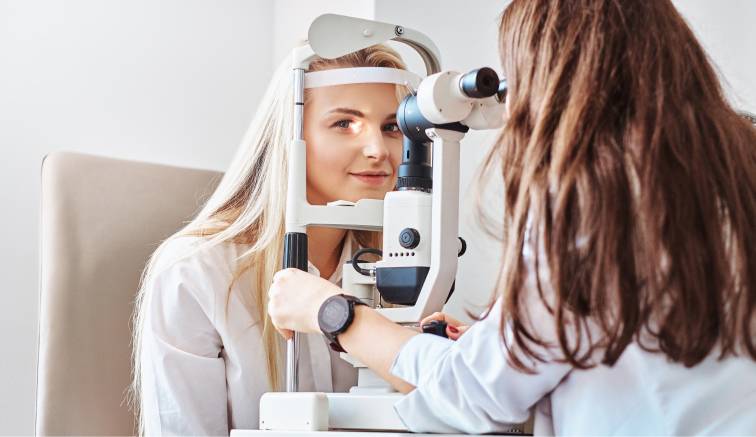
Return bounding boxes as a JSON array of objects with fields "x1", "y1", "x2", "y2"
[
  {"x1": 388, "y1": 226, "x2": 756, "y2": 435},
  {"x1": 390, "y1": 306, "x2": 756, "y2": 435}
]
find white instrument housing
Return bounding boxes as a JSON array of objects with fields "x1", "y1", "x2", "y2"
[
  {"x1": 418, "y1": 71, "x2": 506, "y2": 130},
  {"x1": 376, "y1": 190, "x2": 432, "y2": 269}
]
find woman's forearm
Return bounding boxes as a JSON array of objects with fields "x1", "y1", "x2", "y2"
[
  {"x1": 337, "y1": 305, "x2": 418, "y2": 394},
  {"x1": 267, "y1": 268, "x2": 420, "y2": 393}
]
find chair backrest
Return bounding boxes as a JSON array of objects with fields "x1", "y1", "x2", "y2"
[{"x1": 37, "y1": 151, "x2": 222, "y2": 435}]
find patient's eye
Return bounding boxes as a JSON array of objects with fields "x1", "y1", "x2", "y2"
[
  {"x1": 383, "y1": 122, "x2": 400, "y2": 134},
  {"x1": 332, "y1": 119, "x2": 354, "y2": 129}
]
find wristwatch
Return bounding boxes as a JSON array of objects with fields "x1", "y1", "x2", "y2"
[{"x1": 318, "y1": 294, "x2": 367, "y2": 352}]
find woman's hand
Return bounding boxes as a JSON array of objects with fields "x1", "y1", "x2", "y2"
[
  {"x1": 421, "y1": 312, "x2": 470, "y2": 341},
  {"x1": 267, "y1": 268, "x2": 342, "y2": 340}
]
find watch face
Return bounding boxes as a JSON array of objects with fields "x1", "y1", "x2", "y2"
[{"x1": 321, "y1": 297, "x2": 350, "y2": 334}]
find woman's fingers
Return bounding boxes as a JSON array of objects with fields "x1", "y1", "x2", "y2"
[
  {"x1": 273, "y1": 267, "x2": 299, "y2": 282},
  {"x1": 420, "y1": 312, "x2": 470, "y2": 341},
  {"x1": 420, "y1": 312, "x2": 445, "y2": 326},
  {"x1": 447, "y1": 324, "x2": 470, "y2": 341},
  {"x1": 268, "y1": 267, "x2": 342, "y2": 334},
  {"x1": 420, "y1": 312, "x2": 463, "y2": 328}
]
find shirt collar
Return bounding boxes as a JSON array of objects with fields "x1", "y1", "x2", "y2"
[{"x1": 306, "y1": 232, "x2": 355, "y2": 285}]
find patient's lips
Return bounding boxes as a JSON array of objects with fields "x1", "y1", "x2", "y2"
[{"x1": 349, "y1": 170, "x2": 390, "y2": 186}]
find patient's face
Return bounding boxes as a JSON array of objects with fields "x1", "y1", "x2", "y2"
[{"x1": 303, "y1": 83, "x2": 403, "y2": 205}]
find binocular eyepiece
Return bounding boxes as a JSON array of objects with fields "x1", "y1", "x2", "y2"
[
  {"x1": 460, "y1": 67, "x2": 507, "y2": 103},
  {"x1": 396, "y1": 67, "x2": 507, "y2": 192},
  {"x1": 459, "y1": 67, "x2": 500, "y2": 98}
]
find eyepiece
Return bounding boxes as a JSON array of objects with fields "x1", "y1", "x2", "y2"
[{"x1": 459, "y1": 67, "x2": 500, "y2": 98}]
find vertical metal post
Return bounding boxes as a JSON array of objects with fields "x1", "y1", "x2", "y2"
[
  {"x1": 293, "y1": 69, "x2": 305, "y2": 141},
  {"x1": 284, "y1": 67, "x2": 307, "y2": 393}
]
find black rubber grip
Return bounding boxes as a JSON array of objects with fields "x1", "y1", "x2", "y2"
[
  {"x1": 283, "y1": 232, "x2": 308, "y2": 271},
  {"x1": 421, "y1": 320, "x2": 449, "y2": 338}
]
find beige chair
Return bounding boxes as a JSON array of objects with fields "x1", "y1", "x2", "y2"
[{"x1": 36, "y1": 151, "x2": 222, "y2": 435}]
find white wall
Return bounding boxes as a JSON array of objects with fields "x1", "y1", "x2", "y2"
[
  {"x1": 0, "y1": 0, "x2": 753, "y2": 434},
  {"x1": 0, "y1": 0, "x2": 274, "y2": 433},
  {"x1": 272, "y1": 0, "x2": 373, "y2": 67},
  {"x1": 673, "y1": 0, "x2": 756, "y2": 114}
]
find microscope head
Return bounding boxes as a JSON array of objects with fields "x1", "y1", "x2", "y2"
[{"x1": 364, "y1": 67, "x2": 505, "y2": 312}]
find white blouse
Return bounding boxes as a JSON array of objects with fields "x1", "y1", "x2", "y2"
[
  {"x1": 139, "y1": 235, "x2": 358, "y2": 435},
  {"x1": 390, "y1": 227, "x2": 756, "y2": 435}
]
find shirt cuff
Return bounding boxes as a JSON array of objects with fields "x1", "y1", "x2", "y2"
[{"x1": 389, "y1": 333, "x2": 454, "y2": 386}]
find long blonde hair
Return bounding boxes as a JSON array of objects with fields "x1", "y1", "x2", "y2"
[{"x1": 129, "y1": 44, "x2": 408, "y2": 433}]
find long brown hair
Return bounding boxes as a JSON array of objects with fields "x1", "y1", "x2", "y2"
[{"x1": 481, "y1": 0, "x2": 756, "y2": 371}]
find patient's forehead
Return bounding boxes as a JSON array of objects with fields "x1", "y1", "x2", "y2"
[{"x1": 306, "y1": 83, "x2": 399, "y2": 117}]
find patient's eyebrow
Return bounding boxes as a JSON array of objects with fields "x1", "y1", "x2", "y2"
[
  {"x1": 326, "y1": 108, "x2": 365, "y2": 117},
  {"x1": 326, "y1": 108, "x2": 397, "y2": 121}
]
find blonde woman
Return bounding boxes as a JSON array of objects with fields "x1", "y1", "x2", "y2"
[{"x1": 130, "y1": 45, "x2": 410, "y2": 435}]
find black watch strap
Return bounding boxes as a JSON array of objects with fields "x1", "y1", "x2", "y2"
[{"x1": 318, "y1": 294, "x2": 367, "y2": 353}]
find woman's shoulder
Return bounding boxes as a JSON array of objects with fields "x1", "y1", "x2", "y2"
[
  {"x1": 147, "y1": 235, "x2": 252, "y2": 303},
  {"x1": 140, "y1": 236, "x2": 236, "y2": 354},
  {"x1": 153, "y1": 235, "x2": 248, "y2": 274}
]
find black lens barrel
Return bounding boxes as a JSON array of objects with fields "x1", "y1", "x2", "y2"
[
  {"x1": 397, "y1": 136, "x2": 432, "y2": 191},
  {"x1": 459, "y1": 67, "x2": 499, "y2": 98}
]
